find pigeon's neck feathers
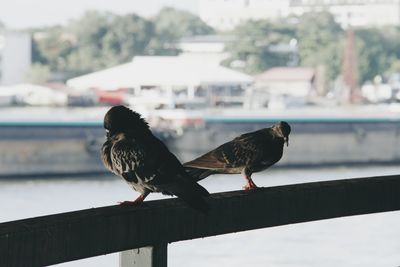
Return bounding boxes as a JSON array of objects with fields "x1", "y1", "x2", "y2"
[
  {"x1": 259, "y1": 127, "x2": 275, "y2": 133},
  {"x1": 127, "y1": 114, "x2": 150, "y2": 132},
  {"x1": 116, "y1": 119, "x2": 152, "y2": 137},
  {"x1": 270, "y1": 126, "x2": 284, "y2": 138}
]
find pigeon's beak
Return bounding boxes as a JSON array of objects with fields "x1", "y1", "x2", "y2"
[{"x1": 284, "y1": 136, "x2": 289, "y2": 147}]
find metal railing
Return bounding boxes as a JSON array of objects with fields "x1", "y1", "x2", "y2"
[{"x1": 1, "y1": 174, "x2": 400, "y2": 267}]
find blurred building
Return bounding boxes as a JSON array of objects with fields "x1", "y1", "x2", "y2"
[
  {"x1": 290, "y1": 0, "x2": 400, "y2": 28},
  {"x1": 255, "y1": 67, "x2": 315, "y2": 96},
  {"x1": 67, "y1": 55, "x2": 253, "y2": 108},
  {"x1": 250, "y1": 67, "x2": 315, "y2": 108},
  {"x1": 199, "y1": 0, "x2": 400, "y2": 30},
  {"x1": 178, "y1": 35, "x2": 234, "y2": 64},
  {"x1": 199, "y1": 0, "x2": 291, "y2": 31},
  {"x1": 0, "y1": 32, "x2": 31, "y2": 85}
]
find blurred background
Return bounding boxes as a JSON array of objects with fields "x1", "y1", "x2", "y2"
[{"x1": 1, "y1": 0, "x2": 400, "y2": 266}]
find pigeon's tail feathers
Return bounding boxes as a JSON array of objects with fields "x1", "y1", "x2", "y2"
[
  {"x1": 181, "y1": 176, "x2": 210, "y2": 197},
  {"x1": 184, "y1": 166, "x2": 215, "y2": 182},
  {"x1": 170, "y1": 177, "x2": 210, "y2": 213},
  {"x1": 176, "y1": 190, "x2": 210, "y2": 214}
]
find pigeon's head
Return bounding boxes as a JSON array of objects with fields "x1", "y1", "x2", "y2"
[
  {"x1": 273, "y1": 121, "x2": 291, "y2": 146},
  {"x1": 103, "y1": 105, "x2": 149, "y2": 136}
]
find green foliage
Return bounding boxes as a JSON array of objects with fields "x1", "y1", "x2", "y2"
[
  {"x1": 224, "y1": 12, "x2": 345, "y2": 80},
  {"x1": 103, "y1": 14, "x2": 154, "y2": 63},
  {"x1": 146, "y1": 7, "x2": 214, "y2": 55},
  {"x1": 31, "y1": 8, "x2": 214, "y2": 80},
  {"x1": 25, "y1": 63, "x2": 51, "y2": 84},
  {"x1": 153, "y1": 7, "x2": 214, "y2": 40},
  {"x1": 65, "y1": 11, "x2": 154, "y2": 75},
  {"x1": 224, "y1": 12, "x2": 400, "y2": 84},
  {"x1": 29, "y1": 8, "x2": 400, "y2": 84},
  {"x1": 296, "y1": 12, "x2": 343, "y2": 82},
  {"x1": 389, "y1": 60, "x2": 400, "y2": 73},
  {"x1": 355, "y1": 27, "x2": 400, "y2": 82},
  {"x1": 224, "y1": 20, "x2": 296, "y2": 74},
  {"x1": 32, "y1": 26, "x2": 75, "y2": 72}
]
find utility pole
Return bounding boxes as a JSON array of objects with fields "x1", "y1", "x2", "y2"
[{"x1": 341, "y1": 25, "x2": 360, "y2": 103}]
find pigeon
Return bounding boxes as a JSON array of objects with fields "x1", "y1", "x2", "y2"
[
  {"x1": 101, "y1": 105, "x2": 209, "y2": 212},
  {"x1": 184, "y1": 121, "x2": 291, "y2": 190}
]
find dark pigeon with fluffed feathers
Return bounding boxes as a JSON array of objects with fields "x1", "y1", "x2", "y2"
[
  {"x1": 184, "y1": 121, "x2": 291, "y2": 190},
  {"x1": 101, "y1": 105, "x2": 209, "y2": 212}
]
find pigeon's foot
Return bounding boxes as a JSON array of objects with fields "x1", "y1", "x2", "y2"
[
  {"x1": 243, "y1": 176, "x2": 258, "y2": 191},
  {"x1": 118, "y1": 193, "x2": 148, "y2": 205},
  {"x1": 118, "y1": 200, "x2": 139, "y2": 206}
]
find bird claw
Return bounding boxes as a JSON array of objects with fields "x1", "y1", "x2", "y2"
[
  {"x1": 243, "y1": 183, "x2": 258, "y2": 191},
  {"x1": 243, "y1": 176, "x2": 258, "y2": 191},
  {"x1": 118, "y1": 193, "x2": 148, "y2": 205}
]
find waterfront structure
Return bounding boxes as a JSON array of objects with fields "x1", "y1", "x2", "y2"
[
  {"x1": 67, "y1": 55, "x2": 253, "y2": 108},
  {"x1": 0, "y1": 31, "x2": 31, "y2": 85},
  {"x1": 0, "y1": 106, "x2": 399, "y2": 177},
  {"x1": 199, "y1": 0, "x2": 400, "y2": 30}
]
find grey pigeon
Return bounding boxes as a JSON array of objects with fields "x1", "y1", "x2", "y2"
[
  {"x1": 184, "y1": 121, "x2": 291, "y2": 190},
  {"x1": 101, "y1": 105, "x2": 209, "y2": 212}
]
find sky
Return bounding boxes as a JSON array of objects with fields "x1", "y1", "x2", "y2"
[{"x1": 0, "y1": 0, "x2": 199, "y2": 29}]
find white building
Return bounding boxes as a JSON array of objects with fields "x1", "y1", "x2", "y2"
[
  {"x1": 199, "y1": 0, "x2": 291, "y2": 31},
  {"x1": 199, "y1": 0, "x2": 400, "y2": 30},
  {"x1": 0, "y1": 32, "x2": 31, "y2": 85},
  {"x1": 290, "y1": 0, "x2": 400, "y2": 28}
]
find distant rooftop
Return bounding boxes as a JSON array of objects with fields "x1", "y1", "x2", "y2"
[
  {"x1": 179, "y1": 35, "x2": 235, "y2": 44},
  {"x1": 67, "y1": 55, "x2": 253, "y2": 90}
]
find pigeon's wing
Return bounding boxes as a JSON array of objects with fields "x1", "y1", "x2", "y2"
[
  {"x1": 113, "y1": 135, "x2": 209, "y2": 212},
  {"x1": 184, "y1": 132, "x2": 262, "y2": 170},
  {"x1": 147, "y1": 138, "x2": 209, "y2": 192},
  {"x1": 142, "y1": 137, "x2": 210, "y2": 212},
  {"x1": 110, "y1": 136, "x2": 147, "y2": 181}
]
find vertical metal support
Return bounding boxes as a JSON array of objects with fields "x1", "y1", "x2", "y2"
[
  {"x1": 187, "y1": 85, "x2": 196, "y2": 99},
  {"x1": 120, "y1": 243, "x2": 168, "y2": 267}
]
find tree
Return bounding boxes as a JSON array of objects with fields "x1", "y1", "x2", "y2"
[
  {"x1": 102, "y1": 14, "x2": 154, "y2": 64},
  {"x1": 224, "y1": 19, "x2": 296, "y2": 74},
  {"x1": 153, "y1": 7, "x2": 214, "y2": 40},
  {"x1": 66, "y1": 11, "x2": 154, "y2": 77},
  {"x1": 147, "y1": 7, "x2": 215, "y2": 55},
  {"x1": 296, "y1": 12, "x2": 343, "y2": 82},
  {"x1": 31, "y1": 26, "x2": 75, "y2": 72},
  {"x1": 29, "y1": 8, "x2": 217, "y2": 79},
  {"x1": 25, "y1": 63, "x2": 51, "y2": 84},
  {"x1": 355, "y1": 27, "x2": 400, "y2": 82},
  {"x1": 66, "y1": 10, "x2": 114, "y2": 73}
]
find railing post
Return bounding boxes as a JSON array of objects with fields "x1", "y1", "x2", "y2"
[{"x1": 120, "y1": 243, "x2": 168, "y2": 267}]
